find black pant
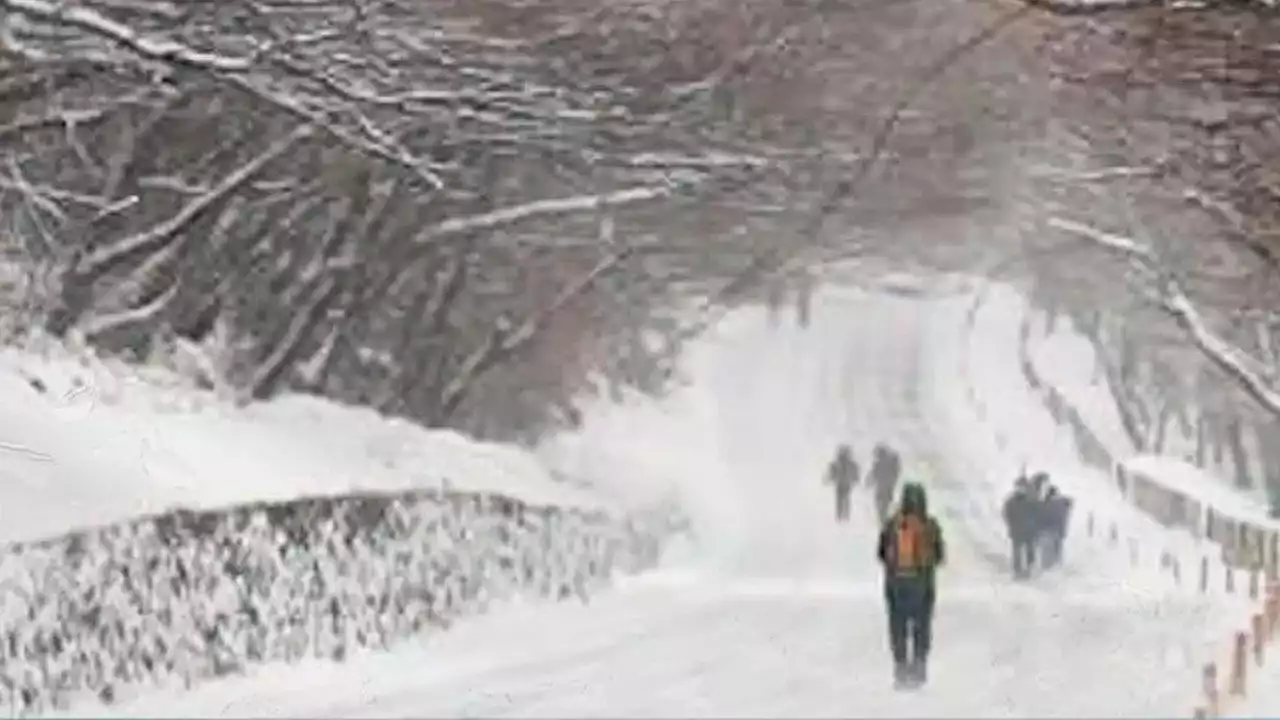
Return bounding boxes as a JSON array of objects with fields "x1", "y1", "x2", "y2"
[
  {"x1": 834, "y1": 490, "x2": 851, "y2": 522},
  {"x1": 885, "y1": 576, "x2": 934, "y2": 669},
  {"x1": 1011, "y1": 536, "x2": 1037, "y2": 578},
  {"x1": 875, "y1": 490, "x2": 893, "y2": 523},
  {"x1": 1042, "y1": 531, "x2": 1064, "y2": 568}
]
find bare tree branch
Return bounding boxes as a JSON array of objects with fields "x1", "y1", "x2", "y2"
[
  {"x1": 436, "y1": 248, "x2": 633, "y2": 421},
  {"x1": 1050, "y1": 215, "x2": 1280, "y2": 417}
]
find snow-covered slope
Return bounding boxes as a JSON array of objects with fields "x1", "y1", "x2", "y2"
[
  {"x1": 986, "y1": 284, "x2": 1271, "y2": 510},
  {"x1": 933, "y1": 287, "x2": 1231, "y2": 586},
  {"x1": 0, "y1": 334, "x2": 599, "y2": 546},
  {"x1": 88, "y1": 285, "x2": 1235, "y2": 719},
  {"x1": 0, "y1": 332, "x2": 686, "y2": 716},
  {"x1": 965, "y1": 286, "x2": 1280, "y2": 573}
]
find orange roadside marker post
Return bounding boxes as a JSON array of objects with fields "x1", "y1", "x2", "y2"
[
  {"x1": 1252, "y1": 613, "x2": 1266, "y2": 665},
  {"x1": 1203, "y1": 662, "x2": 1220, "y2": 717},
  {"x1": 1229, "y1": 631, "x2": 1248, "y2": 697}
]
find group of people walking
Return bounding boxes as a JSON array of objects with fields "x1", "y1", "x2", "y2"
[
  {"x1": 821, "y1": 443, "x2": 1078, "y2": 689},
  {"x1": 824, "y1": 442, "x2": 903, "y2": 525},
  {"x1": 1001, "y1": 470, "x2": 1074, "y2": 579},
  {"x1": 824, "y1": 442, "x2": 940, "y2": 689}
]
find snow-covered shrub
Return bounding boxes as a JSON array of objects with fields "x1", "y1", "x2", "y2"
[{"x1": 0, "y1": 488, "x2": 687, "y2": 716}]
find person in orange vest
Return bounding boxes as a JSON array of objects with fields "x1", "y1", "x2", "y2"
[{"x1": 877, "y1": 481, "x2": 946, "y2": 689}]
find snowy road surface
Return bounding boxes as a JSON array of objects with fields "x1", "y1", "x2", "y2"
[{"x1": 102, "y1": 291, "x2": 1216, "y2": 719}]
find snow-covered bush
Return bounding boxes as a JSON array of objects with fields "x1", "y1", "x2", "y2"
[{"x1": 0, "y1": 488, "x2": 687, "y2": 716}]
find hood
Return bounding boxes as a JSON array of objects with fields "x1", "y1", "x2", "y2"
[{"x1": 901, "y1": 482, "x2": 928, "y2": 515}]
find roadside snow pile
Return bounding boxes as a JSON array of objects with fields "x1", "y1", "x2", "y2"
[
  {"x1": 0, "y1": 332, "x2": 688, "y2": 717},
  {"x1": 0, "y1": 332, "x2": 601, "y2": 546},
  {"x1": 1121, "y1": 455, "x2": 1280, "y2": 537},
  {"x1": 0, "y1": 486, "x2": 680, "y2": 717},
  {"x1": 997, "y1": 288, "x2": 1139, "y2": 466}
]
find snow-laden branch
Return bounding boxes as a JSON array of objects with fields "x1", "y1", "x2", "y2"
[
  {"x1": 0, "y1": 97, "x2": 145, "y2": 144},
  {"x1": 1029, "y1": 165, "x2": 1160, "y2": 183},
  {"x1": 0, "y1": 0, "x2": 255, "y2": 70},
  {"x1": 79, "y1": 125, "x2": 311, "y2": 278},
  {"x1": 611, "y1": 152, "x2": 770, "y2": 170},
  {"x1": 1182, "y1": 187, "x2": 1280, "y2": 273},
  {"x1": 0, "y1": 1, "x2": 447, "y2": 188},
  {"x1": 1048, "y1": 215, "x2": 1280, "y2": 418},
  {"x1": 1019, "y1": 0, "x2": 1168, "y2": 14},
  {"x1": 416, "y1": 183, "x2": 683, "y2": 244},
  {"x1": 436, "y1": 248, "x2": 633, "y2": 419}
]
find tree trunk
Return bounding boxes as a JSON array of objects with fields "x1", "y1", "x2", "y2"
[
  {"x1": 1195, "y1": 410, "x2": 1209, "y2": 467},
  {"x1": 1226, "y1": 414, "x2": 1253, "y2": 490},
  {"x1": 1211, "y1": 412, "x2": 1227, "y2": 466},
  {"x1": 1151, "y1": 399, "x2": 1170, "y2": 453}
]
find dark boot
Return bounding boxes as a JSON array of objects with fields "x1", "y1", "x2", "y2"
[
  {"x1": 894, "y1": 661, "x2": 912, "y2": 686},
  {"x1": 911, "y1": 606, "x2": 932, "y2": 666}
]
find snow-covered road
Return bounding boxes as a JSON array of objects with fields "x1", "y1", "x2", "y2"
[{"x1": 100, "y1": 291, "x2": 1217, "y2": 719}]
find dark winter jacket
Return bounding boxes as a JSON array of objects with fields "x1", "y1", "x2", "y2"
[
  {"x1": 872, "y1": 449, "x2": 901, "y2": 513},
  {"x1": 1002, "y1": 490, "x2": 1037, "y2": 541},
  {"x1": 1043, "y1": 491, "x2": 1073, "y2": 537},
  {"x1": 877, "y1": 485, "x2": 945, "y2": 589},
  {"x1": 826, "y1": 447, "x2": 860, "y2": 492},
  {"x1": 872, "y1": 448, "x2": 901, "y2": 487}
]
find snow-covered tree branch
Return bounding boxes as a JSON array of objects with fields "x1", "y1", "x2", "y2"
[
  {"x1": 1049, "y1": 216, "x2": 1280, "y2": 418},
  {"x1": 0, "y1": 0, "x2": 1057, "y2": 440}
]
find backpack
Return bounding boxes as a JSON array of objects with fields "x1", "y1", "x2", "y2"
[{"x1": 889, "y1": 514, "x2": 933, "y2": 575}]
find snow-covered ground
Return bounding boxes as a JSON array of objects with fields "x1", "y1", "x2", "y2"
[
  {"x1": 69, "y1": 284, "x2": 1243, "y2": 719},
  {"x1": 0, "y1": 334, "x2": 601, "y2": 546},
  {"x1": 955, "y1": 284, "x2": 1280, "y2": 717},
  {"x1": 980, "y1": 285, "x2": 1139, "y2": 467}
]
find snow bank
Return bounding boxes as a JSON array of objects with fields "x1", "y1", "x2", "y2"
[
  {"x1": 1012, "y1": 293, "x2": 1138, "y2": 464},
  {"x1": 0, "y1": 484, "x2": 678, "y2": 716},
  {"x1": 0, "y1": 335, "x2": 603, "y2": 546},
  {"x1": 0, "y1": 331, "x2": 693, "y2": 717},
  {"x1": 1121, "y1": 455, "x2": 1280, "y2": 534}
]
